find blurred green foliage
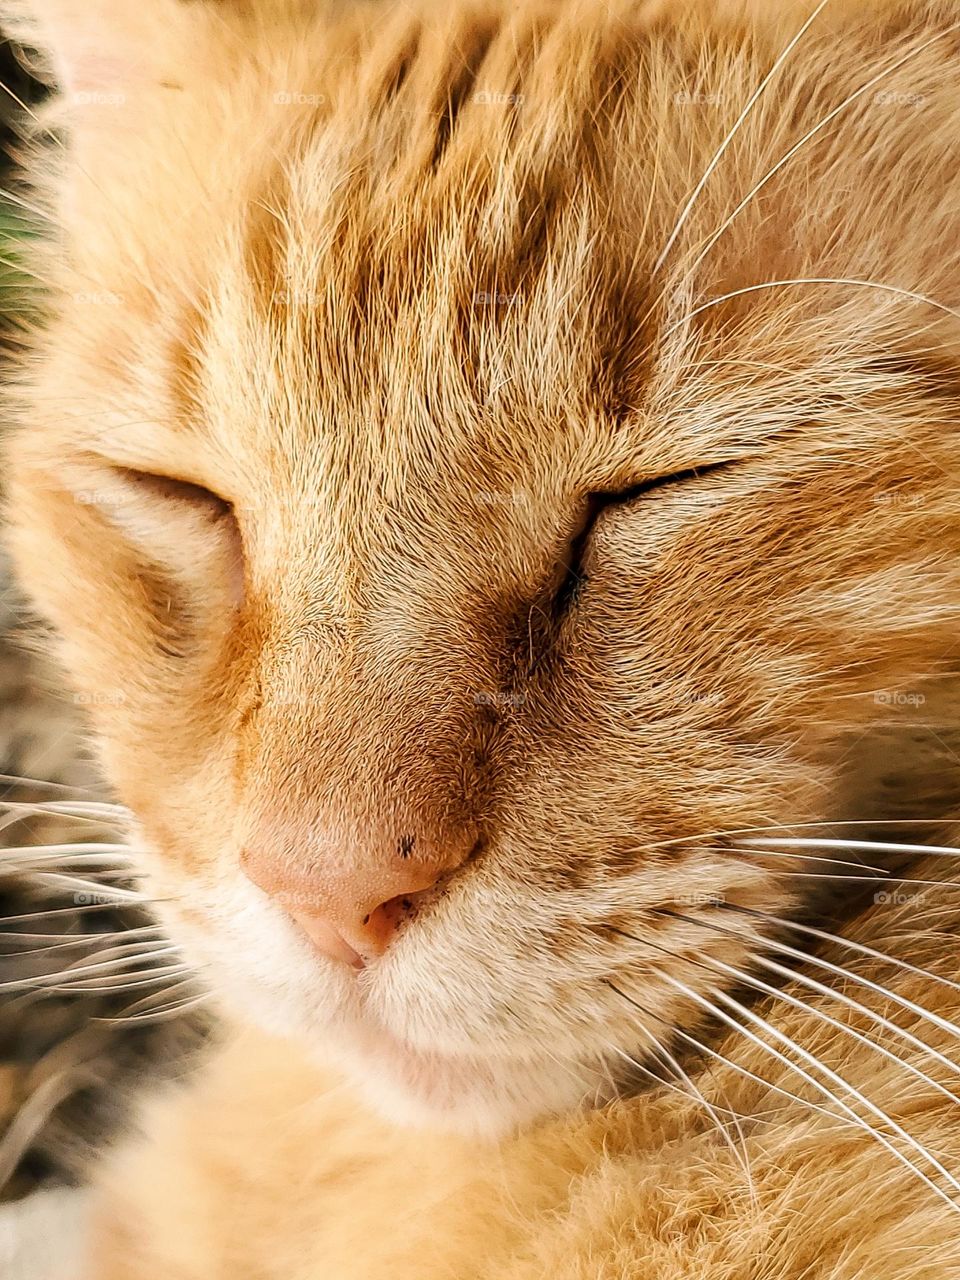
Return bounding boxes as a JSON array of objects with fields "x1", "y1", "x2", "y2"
[{"x1": 0, "y1": 196, "x2": 37, "y2": 337}]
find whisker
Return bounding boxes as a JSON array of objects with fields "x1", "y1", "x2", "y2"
[
  {"x1": 0, "y1": 186, "x2": 49, "y2": 222},
  {"x1": 637, "y1": 818, "x2": 951, "y2": 856},
  {"x1": 661, "y1": 907, "x2": 960, "y2": 1053},
  {"x1": 0, "y1": 798, "x2": 131, "y2": 820},
  {"x1": 662, "y1": 278, "x2": 960, "y2": 344},
  {"x1": 683, "y1": 19, "x2": 960, "y2": 278},
  {"x1": 737, "y1": 837, "x2": 960, "y2": 858},
  {"x1": 14, "y1": 873, "x2": 146, "y2": 901},
  {"x1": 657, "y1": 914, "x2": 960, "y2": 1105},
  {"x1": 0, "y1": 899, "x2": 168, "y2": 924},
  {"x1": 754, "y1": 953, "x2": 960, "y2": 1095},
  {"x1": 665, "y1": 975, "x2": 960, "y2": 1210},
  {"x1": 6, "y1": 944, "x2": 184, "y2": 989},
  {"x1": 609, "y1": 978, "x2": 872, "y2": 1132},
  {"x1": 108, "y1": 976, "x2": 204, "y2": 1017},
  {"x1": 707, "y1": 843, "x2": 885, "y2": 872},
  {"x1": 733, "y1": 907, "x2": 960, "y2": 999},
  {"x1": 0, "y1": 255, "x2": 47, "y2": 285},
  {"x1": 0, "y1": 772, "x2": 104, "y2": 798},
  {"x1": 37, "y1": 965, "x2": 195, "y2": 996},
  {"x1": 639, "y1": 1025, "x2": 756, "y2": 1195},
  {"x1": 0, "y1": 74, "x2": 52, "y2": 132},
  {"x1": 652, "y1": 0, "x2": 830, "y2": 273},
  {"x1": 756, "y1": 872, "x2": 955, "y2": 886},
  {"x1": 101, "y1": 987, "x2": 212, "y2": 1025},
  {"x1": 0, "y1": 924, "x2": 165, "y2": 953}
]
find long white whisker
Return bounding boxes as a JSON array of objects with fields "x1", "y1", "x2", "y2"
[
  {"x1": 645, "y1": 1024, "x2": 755, "y2": 1196},
  {"x1": 661, "y1": 278, "x2": 960, "y2": 343},
  {"x1": 738, "y1": 837, "x2": 960, "y2": 858},
  {"x1": 638, "y1": 819, "x2": 951, "y2": 856},
  {"x1": 665, "y1": 975, "x2": 960, "y2": 1210},
  {"x1": 735, "y1": 907, "x2": 960, "y2": 999},
  {"x1": 664, "y1": 906, "x2": 960, "y2": 1054},
  {"x1": 683, "y1": 19, "x2": 960, "y2": 277},
  {"x1": 15, "y1": 873, "x2": 145, "y2": 901},
  {"x1": 101, "y1": 985, "x2": 210, "y2": 1024},
  {"x1": 758, "y1": 872, "x2": 952, "y2": 886},
  {"x1": 652, "y1": 0, "x2": 831, "y2": 273},
  {"x1": 663, "y1": 920, "x2": 960, "y2": 1103},
  {"x1": 0, "y1": 799, "x2": 131, "y2": 821},
  {"x1": 708, "y1": 843, "x2": 885, "y2": 871},
  {"x1": 0, "y1": 772, "x2": 103, "y2": 797},
  {"x1": 0, "y1": 186, "x2": 49, "y2": 222},
  {"x1": 754, "y1": 952, "x2": 960, "y2": 1095},
  {"x1": 607, "y1": 979, "x2": 862, "y2": 1131},
  {"x1": 7, "y1": 943, "x2": 184, "y2": 988},
  {"x1": 0, "y1": 900, "x2": 168, "y2": 923},
  {"x1": 39, "y1": 965, "x2": 194, "y2": 995},
  {"x1": 1, "y1": 924, "x2": 165, "y2": 952}
]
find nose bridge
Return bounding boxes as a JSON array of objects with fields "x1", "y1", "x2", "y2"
[
  {"x1": 253, "y1": 576, "x2": 498, "y2": 812},
  {"x1": 236, "y1": 607, "x2": 497, "y2": 962}
]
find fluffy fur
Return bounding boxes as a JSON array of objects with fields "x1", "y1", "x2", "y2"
[{"x1": 5, "y1": 0, "x2": 960, "y2": 1273}]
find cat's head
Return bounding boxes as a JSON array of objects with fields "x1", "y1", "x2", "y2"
[{"x1": 5, "y1": 0, "x2": 960, "y2": 1134}]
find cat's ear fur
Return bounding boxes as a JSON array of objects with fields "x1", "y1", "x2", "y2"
[{"x1": 0, "y1": 0, "x2": 196, "y2": 106}]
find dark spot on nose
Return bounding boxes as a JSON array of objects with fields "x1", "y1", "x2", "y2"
[{"x1": 398, "y1": 834, "x2": 416, "y2": 859}]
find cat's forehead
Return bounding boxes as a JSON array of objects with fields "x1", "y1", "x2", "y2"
[{"x1": 56, "y1": 0, "x2": 926, "y2": 504}]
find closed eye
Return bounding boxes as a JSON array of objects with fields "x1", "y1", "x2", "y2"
[
  {"x1": 93, "y1": 464, "x2": 245, "y2": 609},
  {"x1": 553, "y1": 458, "x2": 740, "y2": 614},
  {"x1": 113, "y1": 467, "x2": 233, "y2": 521}
]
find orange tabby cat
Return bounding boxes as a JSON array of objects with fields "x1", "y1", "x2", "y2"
[{"x1": 5, "y1": 0, "x2": 960, "y2": 1274}]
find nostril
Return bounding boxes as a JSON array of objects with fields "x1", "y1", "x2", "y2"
[{"x1": 362, "y1": 892, "x2": 423, "y2": 949}]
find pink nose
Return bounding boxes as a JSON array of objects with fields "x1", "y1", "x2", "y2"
[{"x1": 240, "y1": 825, "x2": 476, "y2": 968}]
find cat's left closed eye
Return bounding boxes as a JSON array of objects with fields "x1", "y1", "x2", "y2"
[{"x1": 553, "y1": 458, "x2": 739, "y2": 614}]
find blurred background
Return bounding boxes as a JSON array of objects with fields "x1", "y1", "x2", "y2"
[{"x1": 0, "y1": 25, "x2": 207, "y2": 1231}]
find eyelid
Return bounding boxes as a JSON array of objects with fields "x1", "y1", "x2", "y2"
[
  {"x1": 553, "y1": 458, "x2": 739, "y2": 615},
  {"x1": 111, "y1": 466, "x2": 233, "y2": 519},
  {"x1": 595, "y1": 457, "x2": 741, "y2": 511}
]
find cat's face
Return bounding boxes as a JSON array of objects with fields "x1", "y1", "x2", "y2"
[{"x1": 6, "y1": 0, "x2": 960, "y2": 1133}]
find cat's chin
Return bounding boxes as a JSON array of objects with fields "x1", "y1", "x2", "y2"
[
  {"x1": 224, "y1": 970, "x2": 604, "y2": 1137},
  {"x1": 318, "y1": 1023, "x2": 608, "y2": 1139}
]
